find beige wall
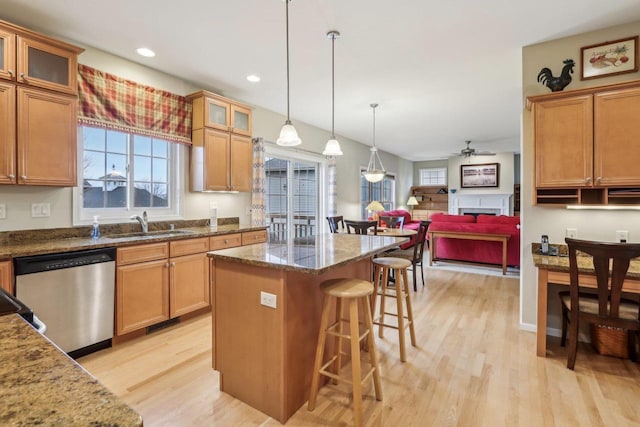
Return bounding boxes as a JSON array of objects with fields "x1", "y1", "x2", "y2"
[
  {"x1": 0, "y1": 45, "x2": 412, "y2": 231},
  {"x1": 521, "y1": 20, "x2": 640, "y2": 332}
]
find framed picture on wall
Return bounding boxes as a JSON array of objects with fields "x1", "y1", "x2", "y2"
[
  {"x1": 581, "y1": 36, "x2": 639, "y2": 80},
  {"x1": 460, "y1": 163, "x2": 499, "y2": 188}
]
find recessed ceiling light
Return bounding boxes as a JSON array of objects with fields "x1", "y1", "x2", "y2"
[
  {"x1": 136, "y1": 47, "x2": 156, "y2": 58},
  {"x1": 246, "y1": 74, "x2": 261, "y2": 83}
]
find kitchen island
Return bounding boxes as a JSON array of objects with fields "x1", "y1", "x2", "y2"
[{"x1": 208, "y1": 233, "x2": 406, "y2": 423}]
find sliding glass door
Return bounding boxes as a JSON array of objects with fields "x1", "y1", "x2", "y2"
[{"x1": 265, "y1": 155, "x2": 319, "y2": 242}]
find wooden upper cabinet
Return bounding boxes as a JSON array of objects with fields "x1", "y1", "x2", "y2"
[
  {"x1": 0, "y1": 20, "x2": 82, "y2": 94},
  {"x1": 0, "y1": 27, "x2": 16, "y2": 81},
  {"x1": 17, "y1": 87, "x2": 77, "y2": 186},
  {"x1": 0, "y1": 81, "x2": 16, "y2": 184},
  {"x1": 230, "y1": 103, "x2": 252, "y2": 136},
  {"x1": 534, "y1": 95, "x2": 593, "y2": 188},
  {"x1": 230, "y1": 134, "x2": 252, "y2": 191},
  {"x1": 188, "y1": 90, "x2": 253, "y2": 192},
  {"x1": 594, "y1": 87, "x2": 640, "y2": 186}
]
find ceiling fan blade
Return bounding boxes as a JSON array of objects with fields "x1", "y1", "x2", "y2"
[{"x1": 472, "y1": 151, "x2": 496, "y2": 156}]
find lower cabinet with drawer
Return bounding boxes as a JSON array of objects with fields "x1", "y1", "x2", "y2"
[{"x1": 116, "y1": 238, "x2": 210, "y2": 335}]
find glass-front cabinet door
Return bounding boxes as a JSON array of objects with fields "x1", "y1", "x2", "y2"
[
  {"x1": 204, "y1": 96, "x2": 231, "y2": 131},
  {"x1": 16, "y1": 35, "x2": 78, "y2": 95},
  {"x1": 231, "y1": 104, "x2": 252, "y2": 136},
  {"x1": 0, "y1": 28, "x2": 15, "y2": 81}
]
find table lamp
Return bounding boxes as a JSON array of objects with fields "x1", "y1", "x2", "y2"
[
  {"x1": 366, "y1": 200, "x2": 385, "y2": 221},
  {"x1": 407, "y1": 196, "x2": 419, "y2": 215}
]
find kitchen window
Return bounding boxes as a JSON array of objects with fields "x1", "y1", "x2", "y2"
[
  {"x1": 360, "y1": 171, "x2": 395, "y2": 218},
  {"x1": 74, "y1": 125, "x2": 180, "y2": 222}
]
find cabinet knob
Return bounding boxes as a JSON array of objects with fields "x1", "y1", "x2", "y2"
[
  {"x1": 585, "y1": 177, "x2": 592, "y2": 184},
  {"x1": 20, "y1": 72, "x2": 25, "y2": 79},
  {"x1": 20, "y1": 175, "x2": 27, "y2": 180},
  {"x1": 596, "y1": 176, "x2": 602, "y2": 184},
  {"x1": 7, "y1": 174, "x2": 14, "y2": 179},
  {"x1": 224, "y1": 239, "x2": 229, "y2": 244},
  {"x1": 171, "y1": 262, "x2": 176, "y2": 267},
  {"x1": 165, "y1": 262, "x2": 170, "y2": 268},
  {"x1": 7, "y1": 70, "x2": 13, "y2": 77}
]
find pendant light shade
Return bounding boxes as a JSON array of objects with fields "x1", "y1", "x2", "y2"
[
  {"x1": 363, "y1": 103, "x2": 386, "y2": 182},
  {"x1": 277, "y1": 0, "x2": 302, "y2": 147},
  {"x1": 322, "y1": 30, "x2": 343, "y2": 157}
]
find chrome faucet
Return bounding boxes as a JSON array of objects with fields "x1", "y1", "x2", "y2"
[{"x1": 131, "y1": 211, "x2": 149, "y2": 233}]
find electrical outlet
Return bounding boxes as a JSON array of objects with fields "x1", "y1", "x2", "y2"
[
  {"x1": 31, "y1": 203, "x2": 51, "y2": 218},
  {"x1": 260, "y1": 291, "x2": 277, "y2": 309},
  {"x1": 0, "y1": 203, "x2": 5, "y2": 219},
  {"x1": 616, "y1": 230, "x2": 629, "y2": 243},
  {"x1": 566, "y1": 228, "x2": 577, "y2": 239}
]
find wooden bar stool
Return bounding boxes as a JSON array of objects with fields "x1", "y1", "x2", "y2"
[
  {"x1": 308, "y1": 278, "x2": 383, "y2": 427},
  {"x1": 371, "y1": 257, "x2": 417, "y2": 362}
]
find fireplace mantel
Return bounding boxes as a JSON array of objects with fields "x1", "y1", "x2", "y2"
[{"x1": 448, "y1": 193, "x2": 512, "y2": 216}]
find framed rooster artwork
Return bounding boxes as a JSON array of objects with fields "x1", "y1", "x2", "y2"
[{"x1": 581, "y1": 36, "x2": 638, "y2": 80}]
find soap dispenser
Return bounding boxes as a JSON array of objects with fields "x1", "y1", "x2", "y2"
[{"x1": 91, "y1": 215, "x2": 101, "y2": 239}]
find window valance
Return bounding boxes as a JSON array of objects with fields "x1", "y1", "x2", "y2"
[{"x1": 77, "y1": 64, "x2": 192, "y2": 145}]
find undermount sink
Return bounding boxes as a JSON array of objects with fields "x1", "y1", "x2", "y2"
[{"x1": 106, "y1": 229, "x2": 196, "y2": 239}]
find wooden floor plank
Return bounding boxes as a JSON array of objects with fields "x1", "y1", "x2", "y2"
[{"x1": 79, "y1": 267, "x2": 640, "y2": 426}]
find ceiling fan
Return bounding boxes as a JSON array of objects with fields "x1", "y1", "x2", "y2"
[{"x1": 456, "y1": 140, "x2": 495, "y2": 157}]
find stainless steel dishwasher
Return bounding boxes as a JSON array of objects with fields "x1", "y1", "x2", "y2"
[{"x1": 14, "y1": 247, "x2": 116, "y2": 358}]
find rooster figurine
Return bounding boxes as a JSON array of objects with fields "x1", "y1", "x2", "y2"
[{"x1": 537, "y1": 59, "x2": 575, "y2": 92}]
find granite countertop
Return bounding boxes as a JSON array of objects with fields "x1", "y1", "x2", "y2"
[
  {"x1": 0, "y1": 315, "x2": 142, "y2": 426},
  {"x1": 208, "y1": 233, "x2": 407, "y2": 275},
  {"x1": 0, "y1": 223, "x2": 267, "y2": 259},
  {"x1": 531, "y1": 244, "x2": 640, "y2": 279}
]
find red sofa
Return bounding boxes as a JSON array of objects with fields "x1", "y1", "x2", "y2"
[
  {"x1": 373, "y1": 209, "x2": 421, "y2": 249},
  {"x1": 428, "y1": 213, "x2": 520, "y2": 268}
]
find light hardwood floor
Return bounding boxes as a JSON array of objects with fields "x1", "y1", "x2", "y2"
[{"x1": 79, "y1": 268, "x2": 640, "y2": 426}]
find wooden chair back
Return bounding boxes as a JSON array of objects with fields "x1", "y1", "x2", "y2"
[
  {"x1": 378, "y1": 215, "x2": 405, "y2": 230},
  {"x1": 564, "y1": 237, "x2": 640, "y2": 368},
  {"x1": 344, "y1": 220, "x2": 378, "y2": 235},
  {"x1": 326, "y1": 216, "x2": 345, "y2": 233}
]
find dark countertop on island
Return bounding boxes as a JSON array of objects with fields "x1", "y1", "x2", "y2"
[
  {"x1": 208, "y1": 233, "x2": 408, "y2": 274},
  {"x1": 0, "y1": 315, "x2": 142, "y2": 426}
]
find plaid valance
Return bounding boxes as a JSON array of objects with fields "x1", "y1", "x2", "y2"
[{"x1": 77, "y1": 64, "x2": 192, "y2": 145}]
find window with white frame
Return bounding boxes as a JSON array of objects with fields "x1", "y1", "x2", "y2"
[
  {"x1": 419, "y1": 167, "x2": 447, "y2": 185},
  {"x1": 76, "y1": 125, "x2": 179, "y2": 221},
  {"x1": 360, "y1": 171, "x2": 395, "y2": 218}
]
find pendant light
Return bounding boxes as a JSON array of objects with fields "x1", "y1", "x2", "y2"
[
  {"x1": 322, "y1": 30, "x2": 343, "y2": 156},
  {"x1": 362, "y1": 103, "x2": 386, "y2": 182},
  {"x1": 276, "y1": 0, "x2": 302, "y2": 147}
]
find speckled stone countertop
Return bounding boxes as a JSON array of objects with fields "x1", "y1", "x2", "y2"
[
  {"x1": 208, "y1": 233, "x2": 408, "y2": 274},
  {"x1": 0, "y1": 219, "x2": 266, "y2": 259},
  {"x1": 0, "y1": 315, "x2": 142, "y2": 426},
  {"x1": 531, "y1": 243, "x2": 640, "y2": 279}
]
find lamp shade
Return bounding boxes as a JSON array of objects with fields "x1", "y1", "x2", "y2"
[
  {"x1": 276, "y1": 122, "x2": 302, "y2": 146},
  {"x1": 407, "y1": 196, "x2": 419, "y2": 206},
  {"x1": 366, "y1": 200, "x2": 385, "y2": 212},
  {"x1": 322, "y1": 138, "x2": 343, "y2": 156}
]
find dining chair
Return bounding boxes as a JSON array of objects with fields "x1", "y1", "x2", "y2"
[
  {"x1": 380, "y1": 220, "x2": 431, "y2": 291},
  {"x1": 326, "y1": 216, "x2": 345, "y2": 233},
  {"x1": 344, "y1": 220, "x2": 378, "y2": 235},
  {"x1": 559, "y1": 237, "x2": 640, "y2": 369},
  {"x1": 378, "y1": 215, "x2": 404, "y2": 230}
]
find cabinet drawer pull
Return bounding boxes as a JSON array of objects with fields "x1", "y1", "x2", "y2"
[{"x1": 224, "y1": 239, "x2": 229, "y2": 244}]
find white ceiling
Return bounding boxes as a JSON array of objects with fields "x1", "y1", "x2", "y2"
[{"x1": 2, "y1": 0, "x2": 640, "y2": 161}]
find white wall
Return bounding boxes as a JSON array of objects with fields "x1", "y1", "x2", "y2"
[
  {"x1": 446, "y1": 152, "x2": 515, "y2": 196},
  {"x1": 521, "y1": 20, "x2": 640, "y2": 331},
  {"x1": 0, "y1": 44, "x2": 412, "y2": 231}
]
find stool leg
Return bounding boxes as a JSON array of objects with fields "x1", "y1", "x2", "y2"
[
  {"x1": 378, "y1": 267, "x2": 389, "y2": 338},
  {"x1": 333, "y1": 298, "x2": 343, "y2": 384},
  {"x1": 349, "y1": 298, "x2": 363, "y2": 427},
  {"x1": 395, "y1": 267, "x2": 407, "y2": 362},
  {"x1": 402, "y1": 267, "x2": 417, "y2": 347},
  {"x1": 371, "y1": 265, "x2": 381, "y2": 322},
  {"x1": 308, "y1": 295, "x2": 332, "y2": 411},
  {"x1": 362, "y1": 295, "x2": 383, "y2": 402}
]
